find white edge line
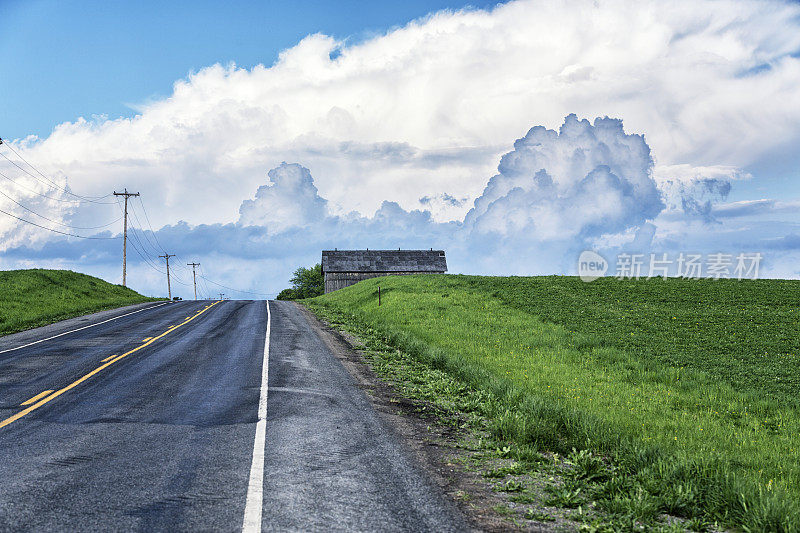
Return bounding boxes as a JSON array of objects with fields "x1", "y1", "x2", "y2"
[
  {"x1": 242, "y1": 300, "x2": 270, "y2": 533},
  {"x1": 0, "y1": 302, "x2": 170, "y2": 355}
]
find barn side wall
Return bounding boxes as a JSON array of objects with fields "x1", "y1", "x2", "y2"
[{"x1": 323, "y1": 271, "x2": 444, "y2": 294}]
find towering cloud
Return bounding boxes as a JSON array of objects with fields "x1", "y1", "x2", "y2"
[
  {"x1": 238, "y1": 163, "x2": 328, "y2": 233},
  {"x1": 464, "y1": 115, "x2": 663, "y2": 240}
]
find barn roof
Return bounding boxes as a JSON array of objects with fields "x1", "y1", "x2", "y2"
[{"x1": 322, "y1": 250, "x2": 447, "y2": 273}]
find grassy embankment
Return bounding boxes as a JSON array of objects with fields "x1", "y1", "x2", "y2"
[
  {"x1": 0, "y1": 269, "x2": 157, "y2": 336},
  {"x1": 307, "y1": 275, "x2": 800, "y2": 531}
]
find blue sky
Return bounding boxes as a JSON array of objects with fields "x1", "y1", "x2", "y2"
[
  {"x1": 0, "y1": 0, "x2": 500, "y2": 140},
  {"x1": 0, "y1": 0, "x2": 799, "y2": 297}
]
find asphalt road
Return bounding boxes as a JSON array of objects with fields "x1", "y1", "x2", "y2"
[{"x1": 0, "y1": 299, "x2": 465, "y2": 532}]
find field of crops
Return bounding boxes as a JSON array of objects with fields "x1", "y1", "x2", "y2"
[
  {"x1": 308, "y1": 274, "x2": 800, "y2": 531},
  {"x1": 0, "y1": 269, "x2": 157, "y2": 336}
]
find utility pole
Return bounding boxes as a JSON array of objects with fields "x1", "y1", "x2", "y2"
[
  {"x1": 113, "y1": 189, "x2": 140, "y2": 287},
  {"x1": 158, "y1": 253, "x2": 176, "y2": 300},
  {"x1": 187, "y1": 262, "x2": 200, "y2": 300}
]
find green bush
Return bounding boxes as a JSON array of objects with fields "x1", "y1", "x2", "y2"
[
  {"x1": 277, "y1": 263, "x2": 323, "y2": 300},
  {"x1": 276, "y1": 288, "x2": 296, "y2": 300}
]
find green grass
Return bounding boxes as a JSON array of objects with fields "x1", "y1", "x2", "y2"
[
  {"x1": 307, "y1": 274, "x2": 800, "y2": 532},
  {"x1": 0, "y1": 269, "x2": 158, "y2": 336}
]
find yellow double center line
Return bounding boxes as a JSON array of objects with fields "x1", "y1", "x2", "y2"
[{"x1": 0, "y1": 300, "x2": 221, "y2": 430}]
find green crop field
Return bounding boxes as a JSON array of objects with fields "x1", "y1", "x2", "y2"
[
  {"x1": 0, "y1": 269, "x2": 158, "y2": 336},
  {"x1": 307, "y1": 274, "x2": 800, "y2": 531}
]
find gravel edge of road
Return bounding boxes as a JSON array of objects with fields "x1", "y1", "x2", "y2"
[{"x1": 296, "y1": 302, "x2": 559, "y2": 533}]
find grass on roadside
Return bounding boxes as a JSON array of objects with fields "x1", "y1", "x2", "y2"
[
  {"x1": 306, "y1": 274, "x2": 800, "y2": 532},
  {"x1": 306, "y1": 300, "x2": 600, "y2": 529},
  {"x1": 0, "y1": 269, "x2": 157, "y2": 336}
]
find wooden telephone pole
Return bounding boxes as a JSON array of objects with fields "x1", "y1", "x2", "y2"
[
  {"x1": 113, "y1": 189, "x2": 140, "y2": 287},
  {"x1": 158, "y1": 253, "x2": 176, "y2": 300},
  {"x1": 187, "y1": 262, "x2": 200, "y2": 300}
]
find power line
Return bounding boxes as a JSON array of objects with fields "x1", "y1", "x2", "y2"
[
  {"x1": 0, "y1": 151, "x2": 116, "y2": 205},
  {"x1": 127, "y1": 216, "x2": 191, "y2": 285},
  {"x1": 0, "y1": 139, "x2": 115, "y2": 204},
  {"x1": 157, "y1": 250, "x2": 191, "y2": 284},
  {"x1": 127, "y1": 200, "x2": 163, "y2": 255},
  {"x1": 0, "y1": 207, "x2": 118, "y2": 240},
  {"x1": 197, "y1": 274, "x2": 277, "y2": 298},
  {"x1": 0, "y1": 151, "x2": 69, "y2": 194},
  {"x1": 124, "y1": 199, "x2": 189, "y2": 286},
  {"x1": 162, "y1": 251, "x2": 197, "y2": 285},
  {"x1": 117, "y1": 202, "x2": 188, "y2": 282},
  {"x1": 126, "y1": 226, "x2": 165, "y2": 273},
  {"x1": 123, "y1": 229, "x2": 166, "y2": 274},
  {"x1": 171, "y1": 253, "x2": 196, "y2": 275},
  {"x1": 0, "y1": 187, "x2": 122, "y2": 230},
  {"x1": 109, "y1": 200, "x2": 191, "y2": 287},
  {"x1": 123, "y1": 236, "x2": 190, "y2": 288},
  {"x1": 0, "y1": 139, "x2": 69, "y2": 191},
  {"x1": 125, "y1": 223, "x2": 154, "y2": 258},
  {"x1": 198, "y1": 265, "x2": 213, "y2": 300},
  {"x1": 111, "y1": 198, "x2": 181, "y2": 279},
  {"x1": 136, "y1": 196, "x2": 166, "y2": 252},
  {"x1": 0, "y1": 168, "x2": 100, "y2": 206}
]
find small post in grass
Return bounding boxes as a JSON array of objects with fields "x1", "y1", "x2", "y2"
[{"x1": 378, "y1": 285, "x2": 381, "y2": 306}]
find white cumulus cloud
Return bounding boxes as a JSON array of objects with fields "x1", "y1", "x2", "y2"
[
  {"x1": 464, "y1": 115, "x2": 663, "y2": 240},
  {"x1": 238, "y1": 163, "x2": 328, "y2": 233}
]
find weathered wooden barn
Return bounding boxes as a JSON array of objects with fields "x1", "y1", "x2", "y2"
[{"x1": 321, "y1": 249, "x2": 447, "y2": 293}]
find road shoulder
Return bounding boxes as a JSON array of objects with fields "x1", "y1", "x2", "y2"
[
  {"x1": 297, "y1": 302, "x2": 560, "y2": 532},
  {"x1": 264, "y1": 300, "x2": 470, "y2": 532}
]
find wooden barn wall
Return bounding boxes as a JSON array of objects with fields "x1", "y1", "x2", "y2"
[{"x1": 323, "y1": 271, "x2": 444, "y2": 293}]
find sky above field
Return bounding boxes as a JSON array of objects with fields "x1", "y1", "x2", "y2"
[{"x1": 1, "y1": 0, "x2": 799, "y2": 298}]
